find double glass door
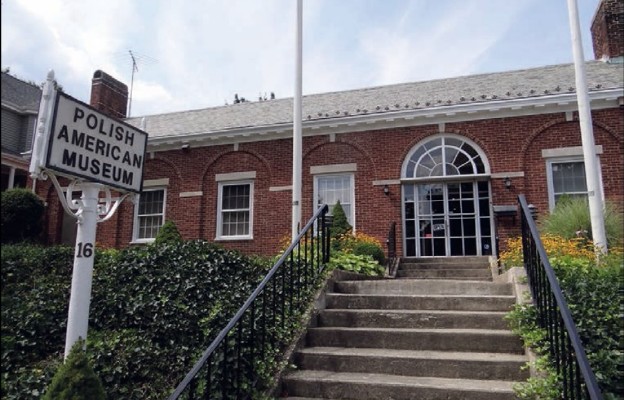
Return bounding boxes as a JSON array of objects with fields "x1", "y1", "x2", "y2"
[{"x1": 403, "y1": 181, "x2": 493, "y2": 257}]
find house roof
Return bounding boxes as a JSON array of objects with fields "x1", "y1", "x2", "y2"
[
  {"x1": 1, "y1": 72, "x2": 42, "y2": 114},
  {"x1": 126, "y1": 60, "x2": 623, "y2": 143}
]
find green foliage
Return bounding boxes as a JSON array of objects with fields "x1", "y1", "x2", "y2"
[
  {"x1": 1, "y1": 241, "x2": 323, "y2": 399},
  {"x1": 505, "y1": 253, "x2": 624, "y2": 398},
  {"x1": 329, "y1": 201, "x2": 352, "y2": 238},
  {"x1": 43, "y1": 340, "x2": 105, "y2": 400},
  {"x1": 153, "y1": 220, "x2": 182, "y2": 246},
  {"x1": 351, "y1": 241, "x2": 385, "y2": 264},
  {"x1": 506, "y1": 304, "x2": 562, "y2": 399},
  {"x1": 549, "y1": 255, "x2": 623, "y2": 396},
  {"x1": 1, "y1": 188, "x2": 45, "y2": 243},
  {"x1": 540, "y1": 197, "x2": 623, "y2": 248},
  {"x1": 328, "y1": 251, "x2": 385, "y2": 276}
]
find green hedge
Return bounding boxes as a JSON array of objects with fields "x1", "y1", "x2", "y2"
[
  {"x1": 550, "y1": 255, "x2": 623, "y2": 397},
  {"x1": 1, "y1": 188, "x2": 45, "y2": 243},
  {"x1": 508, "y1": 252, "x2": 623, "y2": 398},
  {"x1": 1, "y1": 241, "x2": 276, "y2": 399}
]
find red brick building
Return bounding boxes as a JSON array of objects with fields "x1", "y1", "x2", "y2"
[{"x1": 37, "y1": 0, "x2": 623, "y2": 258}]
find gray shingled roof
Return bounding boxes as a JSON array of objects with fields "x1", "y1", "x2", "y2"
[
  {"x1": 126, "y1": 61, "x2": 623, "y2": 139},
  {"x1": 1, "y1": 72, "x2": 42, "y2": 113}
]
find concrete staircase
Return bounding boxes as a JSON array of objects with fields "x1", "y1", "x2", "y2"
[{"x1": 280, "y1": 257, "x2": 527, "y2": 400}]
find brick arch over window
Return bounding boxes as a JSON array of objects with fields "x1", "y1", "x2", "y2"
[
  {"x1": 199, "y1": 149, "x2": 273, "y2": 186},
  {"x1": 199, "y1": 149, "x2": 273, "y2": 252},
  {"x1": 143, "y1": 156, "x2": 183, "y2": 182},
  {"x1": 401, "y1": 134, "x2": 491, "y2": 178},
  {"x1": 519, "y1": 118, "x2": 624, "y2": 212},
  {"x1": 519, "y1": 118, "x2": 622, "y2": 164},
  {"x1": 303, "y1": 140, "x2": 377, "y2": 175}
]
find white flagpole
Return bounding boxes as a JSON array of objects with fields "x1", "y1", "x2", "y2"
[
  {"x1": 292, "y1": 0, "x2": 303, "y2": 240},
  {"x1": 566, "y1": 0, "x2": 608, "y2": 254}
]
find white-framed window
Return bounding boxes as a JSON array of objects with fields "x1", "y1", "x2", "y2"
[
  {"x1": 546, "y1": 157, "x2": 603, "y2": 211},
  {"x1": 314, "y1": 174, "x2": 355, "y2": 228},
  {"x1": 217, "y1": 180, "x2": 254, "y2": 240},
  {"x1": 132, "y1": 188, "x2": 166, "y2": 242}
]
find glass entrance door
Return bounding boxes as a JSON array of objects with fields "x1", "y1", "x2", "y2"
[{"x1": 403, "y1": 181, "x2": 493, "y2": 257}]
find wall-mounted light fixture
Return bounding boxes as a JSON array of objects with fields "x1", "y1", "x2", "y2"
[
  {"x1": 503, "y1": 176, "x2": 512, "y2": 190},
  {"x1": 383, "y1": 185, "x2": 390, "y2": 196},
  {"x1": 181, "y1": 143, "x2": 190, "y2": 153}
]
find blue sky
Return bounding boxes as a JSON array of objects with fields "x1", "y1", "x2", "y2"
[{"x1": 1, "y1": 0, "x2": 601, "y2": 117}]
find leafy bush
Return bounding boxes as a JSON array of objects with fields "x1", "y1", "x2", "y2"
[
  {"x1": 540, "y1": 197, "x2": 623, "y2": 248},
  {"x1": 43, "y1": 340, "x2": 105, "y2": 400},
  {"x1": 501, "y1": 235, "x2": 623, "y2": 397},
  {"x1": 153, "y1": 220, "x2": 182, "y2": 246},
  {"x1": 328, "y1": 252, "x2": 385, "y2": 276},
  {"x1": 549, "y1": 255, "x2": 623, "y2": 397},
  {"x1": 1, "y1": 241, "x2": 276, "y2": 399},
  {"x1": 1, "y1": 188, "x2": 44, "y2": 243},
  {"x1": 329, "y1": 201, "x2": 352, "y2": 239},
  {"x1": 351, "y1": 242, "x2": 385, "y2": 264}
]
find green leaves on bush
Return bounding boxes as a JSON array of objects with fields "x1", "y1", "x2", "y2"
[
  {"x1": 1, "y1": 241, "x2": 274, "y2": 400},
  {"x1": 550, "y1": 255, "x2": 623, "y2": 396},
  {"x1": 1, "y1": 188, "x2": 45, "y2": 243},
  {"x1": 43, "y1": 339, "x2": 105, "y2": 400},
  {"x1": 506, "y1": 253, "x2": 623, "y2": 398},
  {"x1": 352, "y1": 241, "x2": 385, "y2": 264},
  {"x1": 328, "y1": 252, "x2": 385, "y2": 276},
  {"x1": 329, "y1": 201, "x2": 352, "y2": 238},
  {"x1": 153, "y1": 220, "x2": 182, "y2": 246}
]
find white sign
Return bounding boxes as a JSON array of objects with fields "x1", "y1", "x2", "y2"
[{"x1": 46, "y1": 92, "x2": 148, "y2": 193}]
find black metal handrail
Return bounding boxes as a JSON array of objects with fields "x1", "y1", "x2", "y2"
[
  {"x1": 168, "y1": 205, "x2": 331, "y2": 399},
  {"x1": 385, "y1": 222, "x2": 398, "y2": 277},
  {"x1": 518, "y1": 195, "x2": 602, "y2": 399}
]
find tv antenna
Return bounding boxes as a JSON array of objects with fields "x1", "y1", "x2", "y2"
[{"x1": 117, "y1": 50, "x2": 157, "y2": 117}]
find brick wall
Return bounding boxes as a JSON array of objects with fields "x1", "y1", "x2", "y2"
[
  {"x1": 89, "y1": 70, "x2": 128, "y2": 119},
  {"x1": 591, "y1": 0, "x2": 624, "y2": 60},
  {"x1": 35, "y1": 106, "x2": 619, "y2": 257}
]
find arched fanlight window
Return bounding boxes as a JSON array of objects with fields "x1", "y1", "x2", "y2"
[{"x1": 403, "y1": 135, "x2": 488, "y2": 178}]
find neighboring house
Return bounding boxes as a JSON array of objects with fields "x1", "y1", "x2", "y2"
[
  {"x1": 36, "y1": 0, "x2": 623, "y2": 258},
  {"x1": 1, "y1": 71, "x2": 41, "y2": 191}
]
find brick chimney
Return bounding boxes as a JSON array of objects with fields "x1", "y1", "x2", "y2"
[
  {"x1": 591, "y1": 0, "x2": 624, "y2": 61},
  {"x1": 89, "y1": 70, "x2": 129, "y2": 119}
]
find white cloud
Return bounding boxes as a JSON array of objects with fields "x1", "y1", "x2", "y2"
[{"x1": 1, "y1": 0, "x2": 601, "y2": 117}]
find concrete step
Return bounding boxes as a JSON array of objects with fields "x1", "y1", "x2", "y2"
[
  {"x1": 396, "y1": 275, "x2": 493, "y2": 281},
  {"x1": 281, "y1": 370, "x2": 518, "y2": 400},
  {"x1": 396, "y1": 268, "x2": 492, "y2": 280},
  {"x1": 318, "y1": 309, "x2": 510, "y2": 329},
  {"x1": 399, "y1": 262, "x2": 490, "y2": 270},
  {"x1": 305, "y1": 327, "x2": 524, "y2": 354},
  {"x1": 326, "y1": 293, "x2": 516, "y2": 311},
  {"x1": 295, "y1": 347, "x2": 529, "y2": 381},
  {"x1": 401, "y1": 256, "x2": 490, "y2": 265},
  {"x1": 334, "y1": 279, "x2": 512, "y2": 295}
]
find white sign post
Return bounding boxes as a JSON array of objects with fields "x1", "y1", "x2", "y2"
[{"x1": 30, "y1": 71, "x2": 148, "y2": 358}]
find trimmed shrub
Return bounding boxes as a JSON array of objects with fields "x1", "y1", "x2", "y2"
[
  {"x1": 1, "y1": 241, "x2": 274, "y2": 399},
  {"x1": 549, "y1": 255, "x2": 623, "y2": 397},
  {"x1": 352, "y1": 241, "x2": 385, "y2": 264},
  {"x1": 2, "y1": 240, "x2": 327, "y2": 399},
  {"x1": 43, "y1": 340, "x2": 105, "y2": 400},
  {"x1": 330, "y1": 201, "x2": 352, "y2": 239},
  {"x1": 500, "y1": 235, "x2": 623, "y2": 397},
  {"x1": 1, "y1": 188, "x2": 44, "y2": 243},
  {"x1": 153, "y1": 220, "x2": 182, "y2": 246}
]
